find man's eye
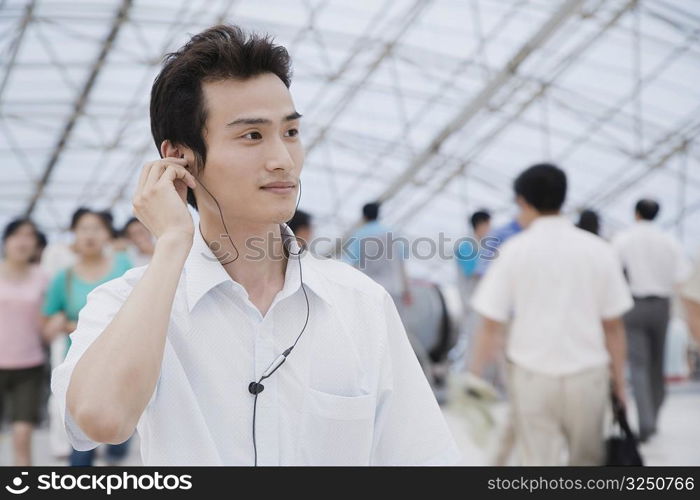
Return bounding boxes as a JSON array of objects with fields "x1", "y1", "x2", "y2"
[
  {"x1": 243, "y1": 132, "x2": 262, "y2": 140},
  {"x1": 285, "y1": 128, "x2": 299, "y2": 137}
]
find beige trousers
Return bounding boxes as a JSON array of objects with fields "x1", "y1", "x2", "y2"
[{"x1": 509, "y1": 362, "x2": 609, "y2": 466}]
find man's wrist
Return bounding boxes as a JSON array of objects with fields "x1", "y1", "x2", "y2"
[{"x1": 156, "y1": 231, "x2": 193, "y2": 257}]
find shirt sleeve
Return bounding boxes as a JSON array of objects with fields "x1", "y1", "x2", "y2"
[
  {"x1": 42, "y1": 270, "x2": 66, "y2": 317},
  {"x1": 600, "y1": 248, "x2": 634, "y2": 320},
  {"x1": 471, "y1": 242, "x2": 514, "y2": 323},
  {"x1": 50, "y1": 273, "x2": 153, "y2": 451},
  {"x1": 370, "y1": 292, "x2": 461, "y2": 465}
]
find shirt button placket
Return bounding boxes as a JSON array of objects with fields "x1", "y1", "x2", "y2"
[{"x1": 254, "y1": 316, "x2": 280, "y2": 465}]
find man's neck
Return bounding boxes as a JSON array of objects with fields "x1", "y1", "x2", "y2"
[
  {"x1": 199, "y1": 212, "x2": 288, "y2": 304},
  {"x1": 524, "y1": 210, "x2": 560, "y2": 228}
]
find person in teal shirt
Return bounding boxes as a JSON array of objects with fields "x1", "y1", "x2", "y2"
[{"x1": 42, "y1": 209, "x2": 133, "y2": 466}]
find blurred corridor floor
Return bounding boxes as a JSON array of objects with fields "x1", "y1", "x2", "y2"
[
  {"x1": 444, "y1": 379, "x2": 700, "y2": 466},
  {"x1": 1, "y1": 381, "x2": 698, "y2": 466}
]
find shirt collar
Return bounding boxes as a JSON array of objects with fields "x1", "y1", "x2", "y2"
[
  {"x1": 184, "y1": 223, "x2": 333, "y2": 312},
  {"x1": 529, "y1": 214, "x2": 572, "y2": 230}
]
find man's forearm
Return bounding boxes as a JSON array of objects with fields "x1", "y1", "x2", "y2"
[{"x1": 67, "y1": 233, "x2": 191, "y2": 443}]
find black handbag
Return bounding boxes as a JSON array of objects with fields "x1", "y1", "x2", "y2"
[{"x1": 605, "y1": 395, "x2": 643, "y2": 466}]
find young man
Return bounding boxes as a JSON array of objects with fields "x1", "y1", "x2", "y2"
[
  {"x1": 612, "y1": 199, "x2": 691, "y2": 442},
  {"x1": 468, "y1": 164, "x2": 632, "y2": 466},
  {"x1": 51, "y1": 25, "x2": 458, "y2": 466}
]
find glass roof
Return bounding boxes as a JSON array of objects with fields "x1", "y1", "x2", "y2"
[{"x1": 2, "y1": 0, "x2": 699, "y2": 282}]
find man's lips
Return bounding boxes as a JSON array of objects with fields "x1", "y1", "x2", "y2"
[{"x1": 260, "y1": 182, "x2": 296, "y2": 194}]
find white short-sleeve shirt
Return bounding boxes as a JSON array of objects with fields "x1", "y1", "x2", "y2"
[
  {"x1": 471, "y1": 216, "x2": 633, "y2": 376},
  {"x1": 612, "y1": 221, "x2": 692, "y2": 298},
  {"x1": 51, "y1": 225, "x2": 459, "y2": 466}
]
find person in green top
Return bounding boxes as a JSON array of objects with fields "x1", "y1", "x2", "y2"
[{"x1": 42, "y1": 209, "x2": 132, "y2": 467}]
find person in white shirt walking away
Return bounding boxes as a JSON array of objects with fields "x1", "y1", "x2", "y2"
[
  {"x1": 468, "y1": 163, "x2": 633, "y2": 466},
  {"x1": 612, "y1": 199, "x2": 692, "y2": 443}
]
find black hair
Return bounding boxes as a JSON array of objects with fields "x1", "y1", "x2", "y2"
[
  {"x1": 470, "y1": 210, "x2": 491, "y2": 231},
  {"x1": 635, "y1": 199, "x2": 660, "y2": 220},
  {"x1": 576, "y1": 209, "x2": 600, "y2": 235},
  {"x1": 513, "y1": 163, "x2": 567, "y2": 213},
  {"x1": 362, "y1": 202, "x2": 381, "y2": 221}
]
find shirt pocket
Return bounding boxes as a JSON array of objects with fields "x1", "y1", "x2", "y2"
[{"x1": 297, "y1": 387, "x2": 376, "y2": 465}]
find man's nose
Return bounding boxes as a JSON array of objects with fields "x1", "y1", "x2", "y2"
[{"x1": 264, "y1": 137, "x2": 295, "y2": 171}]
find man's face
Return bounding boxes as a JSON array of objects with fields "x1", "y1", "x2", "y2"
[{"x1": 195, "y1": 73, "x2": 304, "y2": 225}]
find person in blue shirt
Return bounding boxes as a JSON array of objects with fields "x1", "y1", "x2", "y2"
[
  {"x1": 473, "y1": 218, "x2": 522, "y2": 277},
  {"x1": 455, "y1": 210, "x2": 491, "y2": 281},
  {"x1": 452, "y1": 211, "x2": 491, "y2": 365},
  {"x1": 344, "y1": 202, "x2": 412, "y2": 307}
]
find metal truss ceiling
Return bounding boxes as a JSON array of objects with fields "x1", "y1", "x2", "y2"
[{"x1": 1, "y1": 0, "x2": 699, "y2": 282}]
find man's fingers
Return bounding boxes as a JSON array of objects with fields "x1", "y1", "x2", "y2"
[
  {"x1": 136, "y1": 163, "x2": 154, "y2": 193},
  {"x1": 163, "y1": 156, "x2": 188, "y2": 166},
  {"x1": 158, "y1": 164, "x2": 197, "y2": 189},
  {"x1": 138, "y1": 158, "x2": 190, "y2": 192},
  {"x1": 144, "y1": 162, "x2": 168, "y2": 190}
]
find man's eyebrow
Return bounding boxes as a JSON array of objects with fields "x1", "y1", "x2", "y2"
[
  {"x1": 226, "y1": 117, "x2": 270, "y2": 127},
  {"x1": 226, "y1": 111, "x2": 302, "y2": 128}
]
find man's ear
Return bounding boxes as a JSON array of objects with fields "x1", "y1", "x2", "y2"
[
  {"x1": 160, "y1": 140, "x2": 199, "y2": 176},
  {"x1": 160, "y1": 140, "x2": 181, "y2": 159}
]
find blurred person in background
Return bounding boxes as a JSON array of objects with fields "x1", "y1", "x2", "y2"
[
  {"x1": 287, "y1": 209, "x2": 312, "y2": 250},
  {"x1": 469, "y1": 164, "x2": 632, "y2": 465},
  {"x1": 31, "y1": 230, "x2": 47, "y2": 264},
  {"x1": 0, "y1": 218, "x2": 48, "y2": 465},
  {"x1": 612, "y1": 199, "x2": 691, "y2": 443},
  {"x1": 682, "y1": 251, "x2": 700, "y2": 345},
  {"x1": 39, "y1": 207, "x2": 87, "y2": 459},
  {"x1": 121, "y1": 217, "x2": 155, "y2": 267},
  {"x1": 472, "y1": 216, "x2": 522, "y2": 278},
  {"x1": 42, "y1": 209, "x2": 133, "y2": 466},
  {"x1": 452, "y1": 210, "x2": 491, "y2": 362},
  {"x1": 345, "y1": 201, "x2": 412, "y2": 308},
  {"x1": 576, "y1": 209, "x2": 600, "y2": 236}
]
